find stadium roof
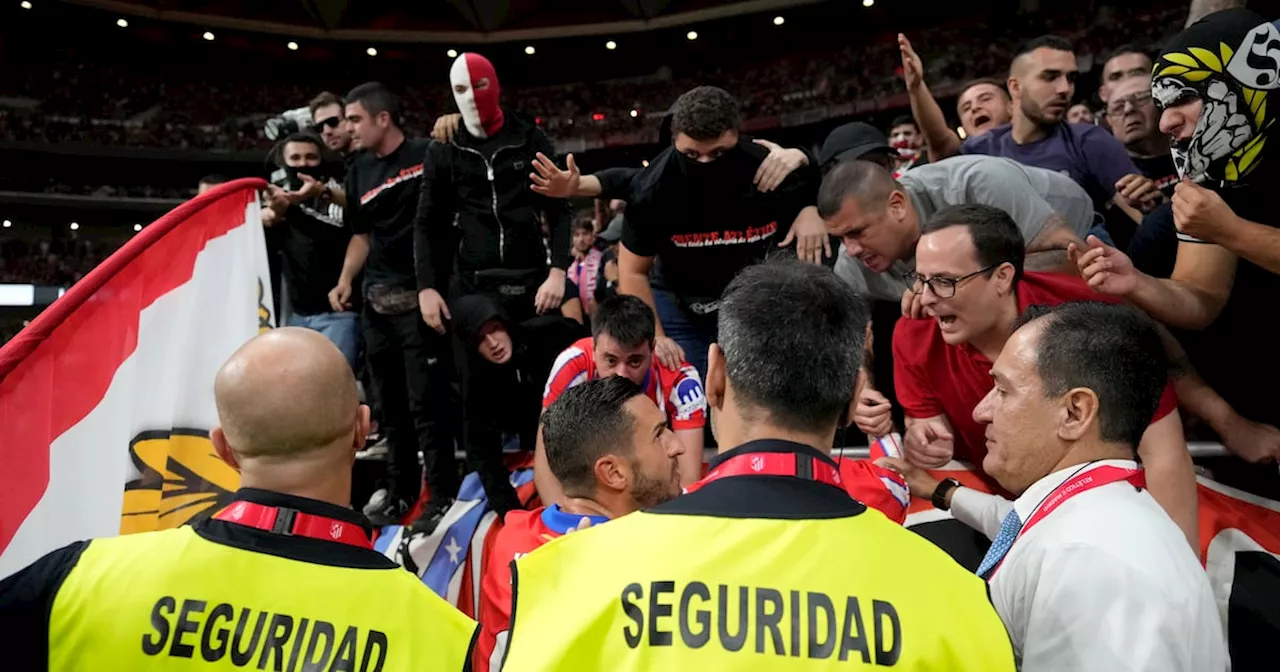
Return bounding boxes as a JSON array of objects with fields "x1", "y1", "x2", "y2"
[{"x1": 63, "y1": 0, "x2": 832, "y2": 43}]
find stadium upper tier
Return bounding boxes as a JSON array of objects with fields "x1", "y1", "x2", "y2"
[{"x1": 0, "y1": 1, "x2": 1178, "y2": 153}]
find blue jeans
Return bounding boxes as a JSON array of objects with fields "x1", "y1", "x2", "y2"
[
  {"x1": 1088, "y1": 220, "x2": 1116, "y2": 248},
  {"x1": 288, "y1": 311, "x2": 360, "y2": 369},
  {"x1": 651, "y1": 288, "x2": 713, "y2": 383}
]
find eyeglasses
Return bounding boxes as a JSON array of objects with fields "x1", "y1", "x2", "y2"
[
  {"x1": 1107, "y1": 91, "x2": 1153, "y2": 117},
  {"x1": 904, "y1": 265, "x2": 997, "y2": 298},
  {"x1": 311, "y1": 117, "x2": 342, "y2": 132}
]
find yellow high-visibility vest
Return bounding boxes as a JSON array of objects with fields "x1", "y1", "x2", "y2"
[
  {"x1": 47, "y1": 526, "x2": 476, "y2": 671},
  {"x1": 504, "y1": 507, "x2": 1015, "y2": 671}
]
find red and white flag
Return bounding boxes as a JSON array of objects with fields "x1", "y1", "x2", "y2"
[{"x1": 0, "y1": 179, "x2": 273, "y2": 579}]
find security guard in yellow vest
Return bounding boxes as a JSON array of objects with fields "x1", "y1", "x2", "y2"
[
  {"x1": 0, "y1": 328, "x2": 477, "y2": 671},
  {"x1": 502, "y1": 260, "x2": 1015, "y2": 671}
]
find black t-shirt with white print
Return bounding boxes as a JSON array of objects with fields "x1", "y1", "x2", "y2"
[{"x1": 344, "y1": 137, "x2": 429, "y2": 293}]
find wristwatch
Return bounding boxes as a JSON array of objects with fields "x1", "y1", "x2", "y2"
[{"x1": 931, "y1": 478, "x2": 962, "y2": 511}]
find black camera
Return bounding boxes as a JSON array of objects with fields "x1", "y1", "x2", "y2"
[{"x1": 264, "y1": 107, "x2": 313, "y2": 141}]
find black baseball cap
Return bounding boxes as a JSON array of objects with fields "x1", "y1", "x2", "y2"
[{"x1": 818, "y1": 122, "x2": 896, "y2": 168}]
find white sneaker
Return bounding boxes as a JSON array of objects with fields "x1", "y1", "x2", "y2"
[
  {"x1": 356, "y1": 442, "x2": 389, "y2": 460},
  {"x1": 362, "y1": 488, "x2": 389, "y2": 517}
]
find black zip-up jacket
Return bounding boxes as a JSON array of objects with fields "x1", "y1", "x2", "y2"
[{"x1": 413, "y1": 111, "x2": 572, "y2": 291}]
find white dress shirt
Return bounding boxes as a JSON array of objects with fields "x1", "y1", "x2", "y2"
[{"x1": 950, "y1": 459, "x2": 1226, "y2": 671}]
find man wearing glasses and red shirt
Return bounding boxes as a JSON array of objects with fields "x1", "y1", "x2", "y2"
[{"x1": 858, "y1": 204, "x2": 1203, "y2": 545}]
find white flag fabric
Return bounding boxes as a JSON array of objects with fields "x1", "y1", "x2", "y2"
[{"x1": 0, "y1": 179, "x2": 274, "y2": 579}]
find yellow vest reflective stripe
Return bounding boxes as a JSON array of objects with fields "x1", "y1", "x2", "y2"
[
  {"x1": 48, "y1": 527, "x2": 476, "y2": 671},
  {"x1": 506, "y1": 508, "x2": 1015, "y2": 671}
]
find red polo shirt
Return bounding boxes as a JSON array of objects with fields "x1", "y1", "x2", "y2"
[{"x1": 892, "y1": 271, "x2": 1177, "y2": 465}]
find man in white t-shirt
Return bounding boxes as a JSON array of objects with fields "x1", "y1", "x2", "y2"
[{"x1": 881, "y1": 301, "x2": 1224, "y2": 671}]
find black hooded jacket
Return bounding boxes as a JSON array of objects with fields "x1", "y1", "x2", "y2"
[
  {"x1": 414, "y1": 111, "x2": 573, "y2": 291},
  {"x1": 451, "y1": 295, "x2": 584, "y2": 450}
]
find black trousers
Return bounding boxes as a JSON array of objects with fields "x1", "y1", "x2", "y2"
[
  {"x1": 455, "y1": 354, "x2": 525, "y2": 514},
  {"x1": 362, "y1": 305, "x2": 459, "y2": 503}
]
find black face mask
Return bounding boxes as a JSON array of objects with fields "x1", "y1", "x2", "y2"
[{"x1": 673, "y1": 145, "x2": 747, "y2": 192}]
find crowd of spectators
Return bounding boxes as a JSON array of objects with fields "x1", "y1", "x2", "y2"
[
  {"x1": 0, "y1": 2, "x2": 1180, "y2": 152},
  {"x1": 0, "y1": 235, "x2": 110, "y2": 287}
]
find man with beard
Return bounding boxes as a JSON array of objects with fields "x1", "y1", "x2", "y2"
[
  {"x1": 617, "y1": 86, "x2": 825, "y2": 377},
  {"x1": 1073, "y1": 9, "x2": 1280, "y2": 494},
  {"x1": 538, "y1": 295, "x2": 705, "y2": 503},
  {"x1": 1065, "y1": 103, "x2": 1096, "y2": 125},
  {"x1": 962, "y1": 35, "x2": 1162, "y2": 217},
  {"x1": 265, "y1": 92, "x2": 350, "y2": 210},
  {"x1": 898, "y1": 33, "x2": 1012, "y2": 161},
  {"x1": 473, "y1": 376, "x2": 684, "y2": 672},
  {"x1": 414, "y1": 52, "x2": 572, "y2": 333},
  {"x1": 501, "y1": 260, "x2": 1017, "y2": 672},
  {"x1": 309, "y1": 91, "x2": 352, "y2": 155}
]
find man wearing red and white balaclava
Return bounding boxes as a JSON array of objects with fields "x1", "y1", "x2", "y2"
[
  {"x1": 414, "y1": 51, "x2": 575, "y2": 523},
  {"x1": 450, "y1": 52, "x2": 506, "y2": 139}
]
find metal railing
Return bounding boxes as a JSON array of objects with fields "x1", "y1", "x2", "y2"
[{"x1": 421, "y1": 442, "x2": 1232, "y2": 463}]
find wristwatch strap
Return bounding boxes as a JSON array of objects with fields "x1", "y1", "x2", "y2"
[{"x1": 931, "y1": 478, "x2": 962, "y2": 511}]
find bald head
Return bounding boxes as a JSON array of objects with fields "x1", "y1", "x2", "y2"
[{"x1": 214, "y1": 327, "x2": 360, "y2": 461}]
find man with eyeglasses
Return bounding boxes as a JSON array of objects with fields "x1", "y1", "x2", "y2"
[
  {"x1": 817, "y1": 155, "x2": 1093, "y2": 315},
  {"x1": 869, "y1": 204, "x2": 1200, "y2": 544},
  {"x1": 1106, "y1": 77, "x2": 1176, "y2": 198}
]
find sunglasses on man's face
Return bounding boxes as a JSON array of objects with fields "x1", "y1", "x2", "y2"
[{"x1": 311, "y1": 117, "x2": 342, "y2": 132}]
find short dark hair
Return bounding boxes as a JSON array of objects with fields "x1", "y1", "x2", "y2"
[
  {"x1": 573, "y1": 209, "x2": 595, "y2": 233},
  {"x1": 889, "y1": 115, "x2": 918, "y2": 131},
  {"x1": 816, "y1": 160, "x2": 899, "y2": 219},
  {"x1": 345, "y1": 82, "x2": 400, "y2": 126},
  {"x1": 1012, "y1": 302, "x2": 1167, "y2": 449},
  {"x1": 717, "y1": 258, "x2": 868, "y2": 432},
  {"x1": 920, "y1": 204, "x2": 1026, "y2": 283},
  {"x1": 541, "y1": 376, "x2": 645, "y2": 495},
  {"x1": 1107, "y1": 42, "x2": 1153, "y2": 63},
  {"x1": 960, "y1": 77, "x2": 1010, "y2": 100},
  {"x1": 1017, "y1": 34, "x2": 1074, "y2": 59},
  {"x1": 281, "y1": 131, "x2": 323, "y2": 150},
  {"x1": 670, "y1": 86, "x2": 741, "y2": 141},
  {"x1": 592, "y1": 295, "x2": 655, "y2": 348},
  {"x1": 308, "y1": 91, "x2": 344, "y2": 117},
  {"x1": 198, "y1": 174, "x2": 229, "y2": 187}
]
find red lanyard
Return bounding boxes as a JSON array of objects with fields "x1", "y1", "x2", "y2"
[
  {"x1": 989, "y1": 465, "x2": 1144, "y2": 578},
  {"x1": 684, "y1": 452, "x2": 843, "y2": 494},
  {"x1": 213, "y1": 500, "x2": 373, "y2": 550}
]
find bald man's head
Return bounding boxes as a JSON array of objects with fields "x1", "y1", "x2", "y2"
[{"x1": 213, "y1": 328, "x2": 362, "y2": 463}]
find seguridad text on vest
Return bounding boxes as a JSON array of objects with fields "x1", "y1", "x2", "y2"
[
  {"x1": 619, "y1": 580, "x2": 902, "y2": 665},
  {"x1": 141, "y1": 595, "x2": 389, "y2": 671}
]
